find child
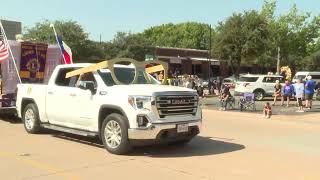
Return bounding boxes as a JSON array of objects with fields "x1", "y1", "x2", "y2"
[
  {"x1": 219, "y1": 86, "x2": 231, "y2": 111},
  {"x1": 263, "y1": 102, "x2": 272, "y2": 118}
]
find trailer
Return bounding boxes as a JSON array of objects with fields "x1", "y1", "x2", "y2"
[{"x1": 0, "y1": 40, "x2": 63, "y2": 115}]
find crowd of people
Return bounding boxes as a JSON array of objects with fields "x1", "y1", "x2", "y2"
[
  {"x1": 152, "y1": 70, "x2": 319, "y2": 116},
  {"x1": 153, "y1": 72, "x2": 225, "y2": 97},
  {"x1": 216, "y1": 75, "x2": 319, "y2": 116},
  {"x1": 272, "y1": 75, "x2": 319, "y2": 113}
]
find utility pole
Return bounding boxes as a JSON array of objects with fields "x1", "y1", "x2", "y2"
[
  {"x1": 208, "y1": 24, "x2": 212, "y2": 80},
  {"x1": 99, "y1": 34, "x2": 102, "y2": 45},
  {"x1": 276, "y1": 46, "x2": 280, "y2": 75}
]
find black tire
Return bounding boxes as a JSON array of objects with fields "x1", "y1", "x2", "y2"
[
  {"x1": 22, "y1": 103, "x2": 41, "y2": 134},
  {"x1": 254, "y1": 90, "x2": 265, "y2": 101},
  {"x1": 101, "y1": 113, "x2": 131, "y2": 155}
]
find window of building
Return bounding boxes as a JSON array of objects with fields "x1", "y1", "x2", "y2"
[{"x1": 192, "y1": 64, "x2": 202, "y2": 75}]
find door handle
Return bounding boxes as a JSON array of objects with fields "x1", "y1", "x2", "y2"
[
  {"x1": 70, "y1": 93, "x2": 76, "y2": 97},
  {"x1": 48, "y1": 91, "x2": 53, "y2": 95}
]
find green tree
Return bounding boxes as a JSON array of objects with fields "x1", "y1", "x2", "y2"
[
  {"x1": 264, "y1": 3, "x2": 320, "y2": 71},
  {"x1": 105, "y1": 32, "x2": 154, "y2": 61},
  {"x1": 213, "y1": 10, "x2": 269, "y2": 76},
  {"x1": 142, "y1": 22, "x2": 214, "y2": 50},
  {"x1": 24, "y1": 20, "x2": 91, "y2": 62}
]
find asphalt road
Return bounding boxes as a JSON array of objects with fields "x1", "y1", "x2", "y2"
[{"x1": 0, "y1": 110, "x2": 320, "y2": 180}]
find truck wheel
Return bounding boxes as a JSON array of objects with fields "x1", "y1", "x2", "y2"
[
  {"x1": 22, "y1": 103, "x2": 41, "y2": 134},
  {"x1": 101, "y1": 113, "x2": 131, "y2": 155},
  {"x1": 254, "y1": 90, "x2": 265, "y2": 101}
]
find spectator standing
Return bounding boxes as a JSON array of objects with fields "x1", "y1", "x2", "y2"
[
  {"x1": 294, "y1": 79, "x2": 305, "y2": 112},
  {"x1": 281, "y1": 80, "x2": 294, "y2": 107},
  {"x1": 316, "y1": 82, "x2": 320, "y2": 100},
  {"x1": 304, "y1": 76, "x2": 316, "y2": 110},
  {"x1": 272, "y1": 80, "x2": 282, "y2": 106},
  {"x1": 208, "y1": 80, "x2": 213, "y2": 95}
]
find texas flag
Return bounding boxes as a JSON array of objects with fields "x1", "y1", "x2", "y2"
[{"x1": 57, "y1": 36, "x2": 73, "y2": 64}]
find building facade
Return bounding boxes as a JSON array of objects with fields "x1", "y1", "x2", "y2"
[
  {"x1": 153, "y1": 47, "x2": 223, "y2": 79},
  {"x1": 0, "y1": 20, "x2": 22, "y2": 40}
]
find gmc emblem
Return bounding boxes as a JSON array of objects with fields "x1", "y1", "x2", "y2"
[{"x1": 171, "y1": 99, "x2": 189, "y2": 105}]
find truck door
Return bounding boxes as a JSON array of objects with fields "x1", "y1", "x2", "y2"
[
  {"x1": 69, "y1": 72, "x2": 97, "y2": 130},
  {"x1": 46, "y1": 68, "x2": 84, "y2": 129}
]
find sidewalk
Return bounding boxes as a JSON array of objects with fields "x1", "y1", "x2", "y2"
[{"x1": 201, "y1": 96, "x2": 320, "y2": 115}]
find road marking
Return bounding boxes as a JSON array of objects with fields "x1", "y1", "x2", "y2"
[{"x1": 0, "y1": 150, "x2": 81, "y2": 180}]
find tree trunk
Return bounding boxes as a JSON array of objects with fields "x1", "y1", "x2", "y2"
[{"x1": 234, "y1": 57, "x2": 241, "y2": 77}]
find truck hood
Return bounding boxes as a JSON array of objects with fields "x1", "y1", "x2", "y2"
[{"x1": 108, "y1": 84, "x2": 196, "y2": 96}]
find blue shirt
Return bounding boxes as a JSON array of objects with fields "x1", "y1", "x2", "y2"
[
  {"x1": 305, "y1": 80, "x2": 316, "y2": 94},
  {"x1": 283, "y1": 84, "x2": 294, "y2": 95},
  {"x1": 294, "y1": 83, "x2": 304, "y2": 98}
]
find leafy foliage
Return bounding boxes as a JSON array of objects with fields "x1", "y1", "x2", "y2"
[
  {"x1": 142, "y1": 22, "x2": 214, "y2": 50},
  {"x1": 213, "y1": 10, "x2": 269, "y2": 75},
  {"x1": 24, "y1": 20, "x2": 92, "y2": 62},
  {"x1": 23, "y1": 2, "x2": 320, "y2": 73}
]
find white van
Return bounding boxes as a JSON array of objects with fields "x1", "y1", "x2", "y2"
[{"x1": 292, "y1": 71, "x2": 320, "y2": 83}]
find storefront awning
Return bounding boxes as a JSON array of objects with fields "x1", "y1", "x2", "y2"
[{"x1": 190, "y1": 57, "x2": 220, "y2": 65}]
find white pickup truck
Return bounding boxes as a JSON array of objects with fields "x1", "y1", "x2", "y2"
[{"x1": 16, "y1": 63, "x2": 202, "y2": 154}]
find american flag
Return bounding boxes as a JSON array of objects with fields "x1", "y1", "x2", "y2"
[{"x1": 0, "y1": 39, "x2": 9, "y2": 61}]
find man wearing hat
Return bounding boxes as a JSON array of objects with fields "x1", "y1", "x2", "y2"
[{"x1": 305, "y1": 75, "x2": 317, "y2": 110}]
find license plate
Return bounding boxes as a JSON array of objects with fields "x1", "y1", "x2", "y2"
[{"x1": 177, "y1": 124, "x2": 188, "y2": 133}]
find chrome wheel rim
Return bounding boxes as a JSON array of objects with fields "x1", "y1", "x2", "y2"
[
  {"x1": 104, "y1": 120, "x2": 122, "y2": 149},
  {"x1": 25, "y1": 109, "x2": 35, "y2": 130},
  {"x1": 255, "y1": 92, "x2": 263, "y2": 100}
]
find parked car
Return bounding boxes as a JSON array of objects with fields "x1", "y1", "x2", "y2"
[
  {"x1": 222, "y1": 76, "x2": 237, "y2": 89},
  {"x1": 235, "y1": 74, "x2": 285, "y2": 100},
  {"x1": 16, "y1": 63, "x2": 202, "y2": 155},
  {"x1": 292, "y1": 71, "x2": 320, "y2": 83}
]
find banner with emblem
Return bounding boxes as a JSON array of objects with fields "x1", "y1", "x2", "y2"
[{"x1": 20, "y1": 42, "x2": 48, "y2": 83}]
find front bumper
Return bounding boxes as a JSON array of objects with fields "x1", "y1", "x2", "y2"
[{"x1": 128, "y1": 120, "x2": 201, "y2": 140}]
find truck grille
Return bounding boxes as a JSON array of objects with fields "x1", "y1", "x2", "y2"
[{"x1": 155, "y1": 95, "x2": 198, "y2": 118}]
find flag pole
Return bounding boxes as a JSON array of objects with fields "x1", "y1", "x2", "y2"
[
  {"x1": 50, "y1": 24, "x2": 67, "y2": 64},
  {"x1": 0, "y1": 21, "x2": 22, "y2": 83}
]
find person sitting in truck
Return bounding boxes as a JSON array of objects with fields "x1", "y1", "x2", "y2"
[{"x1": 76, "y1": 73, "x2": 96, "y2": 88}]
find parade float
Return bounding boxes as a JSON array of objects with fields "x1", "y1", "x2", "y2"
[{"x1": 0, "y1": 40, "x2": 63, "y2": 110}]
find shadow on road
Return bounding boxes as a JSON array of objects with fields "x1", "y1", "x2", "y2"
[
  {"x1": 0, "y1": 114, "x2": 21, "y2": 124},
  {"x1": 50, "y1": 133, "x2": 245, "y2": 157},
  {"x1": 51, "y1": 133, "x2": 104, "y2": 148},
  {"x1": 128, "y1": 136, "x2": 245, "y2": 158}
]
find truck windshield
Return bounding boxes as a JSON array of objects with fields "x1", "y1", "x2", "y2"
[{"x1": 98, "y1": 67, "x2": 160, "y2": 86}]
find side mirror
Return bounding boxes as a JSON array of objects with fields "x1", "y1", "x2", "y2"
[{"x1": 79, "y1": 81, "x2": 96, "y2": 94}]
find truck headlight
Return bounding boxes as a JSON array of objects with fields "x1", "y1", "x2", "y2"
[{"x1": 128, "y1": 96, "x2": 152, "y2": 111}]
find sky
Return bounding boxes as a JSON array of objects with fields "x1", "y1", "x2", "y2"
[{"x1": 1, "y1": 0, "x2": 319, "y2": 41}]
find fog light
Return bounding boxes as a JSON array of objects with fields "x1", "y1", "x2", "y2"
[{"x1": 137, "y1": 115, "x2": 149, "y2": 127}]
